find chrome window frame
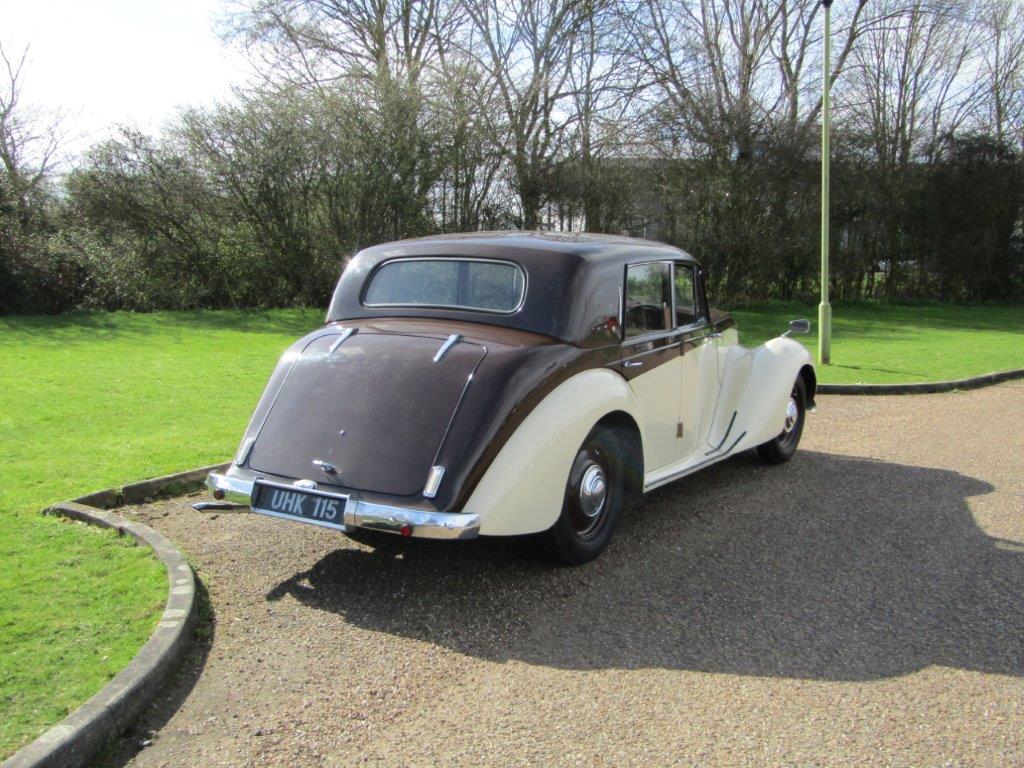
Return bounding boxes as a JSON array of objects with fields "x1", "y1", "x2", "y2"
[
  {"x1": 623, "y1": 259, "x2": 704, "y2": 344},
  {"x1": 361, "y1": 256, "x2": 528, "y2": 315},
  {"x1": 620, "y1": 258, "x2": 710, "y2": 345},
  {"x1": 621, "y1": 259, "x2": 675, "y2": 343},
  {"x1": 671, "y1": 261, "x2": 705, "y2": 331}
]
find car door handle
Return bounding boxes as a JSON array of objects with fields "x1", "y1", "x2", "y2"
[
  {"x1": 707, "y1": 332, "x2": 723, "y2": 340},
  {"x1": 623, "y1": 360, "x2": 644, "y2": 368}
]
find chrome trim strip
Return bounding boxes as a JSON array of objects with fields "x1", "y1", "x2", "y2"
[
  {"x1": 328, "y1": 326, "x2": 357, "y2": 353},
  {"x1": 206, "y1": 472, "x2": 480, "y2": 540},
  {"x1": 705, "y1": 411, "x2": 737, "y2": 455},
  {"x1": 253, "y1": 477, "x2": 348, "y2": 502},
  {"x1": 433, "y1": 333, "x2": 463, "y2": 363},
  {"x1": 644, "y1": 430, "x2": 747, "y2": 493},
  {"x1": 625, "y1": 339, "x2": 682, "y2": 357},
  {"x1": 427, "y1": 343, "x2": 488, "y2": 472},
  {"x1": 646, "y1": 407, "x2": 748, "y2": 493},
  {"x1": 234, "y1": 436, "x2": 256, "y2": 467}
]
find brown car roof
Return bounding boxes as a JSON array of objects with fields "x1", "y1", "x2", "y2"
[{"x1": 326, "y1": 232, "x2": 698, "y2": 347}]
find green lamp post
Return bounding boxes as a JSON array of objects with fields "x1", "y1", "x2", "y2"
[{"x1": 819, "y1": 0, "x2": 833, "y2": 365}]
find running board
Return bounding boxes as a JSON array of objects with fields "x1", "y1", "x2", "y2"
[{"x1": 644, "y1": 411, "x2": 746, "y2": 492}]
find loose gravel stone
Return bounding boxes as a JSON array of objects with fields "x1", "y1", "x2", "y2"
[{"x1": 111, "y1": 383, "x2": 1024, "y2": 767}]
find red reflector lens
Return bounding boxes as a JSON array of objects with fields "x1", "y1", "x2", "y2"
[
  {"x1": 400, "y1": 524, "x2": 412, "y2": 537},
  {"x1": 213, "y1": 489, "x2": 225, "y2": 500}
]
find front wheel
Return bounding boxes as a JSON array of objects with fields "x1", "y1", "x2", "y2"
[
  {"x1": 539, "y1": 425, "x2": 626, "y2": 565},
  {"x1": 756, "y1": 377, "x2": 807, "y2": 465}
]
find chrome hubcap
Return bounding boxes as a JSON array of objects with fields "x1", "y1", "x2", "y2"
[
  {"x1": 578, "y1": 464, "x2": 607, "y2": 519},
  {"x1": 783, "y1": 397, "x2": 799, "y2": 434}
]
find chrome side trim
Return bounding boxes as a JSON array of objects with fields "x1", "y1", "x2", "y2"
[
  {"x1": 234, "y1": 436, "x2": 256, "y2": 467},
  {"x1": 626, "y1": 340, "x2": 682, "y2": 358},
  {"x1": 705, "y1": 411, "x2": 737, "y2": 455},
  {"x1": 645, "y1": 416, "x2": 747, "y2": 493},
  {"x1": 205, "y1": 472, "x2": 480, "y2": 540},
  {"x1": 433, "y1": 333, "x2": 463, "y2": 363},
  {"x1": 426, "y1": 343, "x2": 487, "y2": 474},
  {"x1": 328, "y1": 326, "x2": 357, "y2": 353}
]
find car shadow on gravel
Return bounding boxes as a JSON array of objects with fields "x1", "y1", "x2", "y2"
[{"x1": 266, "y1": 451, "x2": 1023, "y2": 682}]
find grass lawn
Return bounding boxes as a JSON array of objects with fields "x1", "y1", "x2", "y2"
[
  {"x1": 0, "y1": 308, "x2": 322, "y2": 758},
  {"x1": 0, "y1": 302, "x2": 1021, "y2": 757},
  {"x1": 732, "y1": 302, "x2": 1024, "y2": 385}
]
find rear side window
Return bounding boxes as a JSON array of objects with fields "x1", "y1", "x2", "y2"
[
  {"x1": 624, "y1": 262, "x2": 672, "y2": 338},
  {"x1": 363, "y1": 258, "x2": 526, "y2": 313},
  {"x1": 674, "y1": 263, "x2": 697, "y2": 326}
]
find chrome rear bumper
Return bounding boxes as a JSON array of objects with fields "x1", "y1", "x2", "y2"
[{"x1": 206, "y1": 472, "x2": 479, "y2": 540}]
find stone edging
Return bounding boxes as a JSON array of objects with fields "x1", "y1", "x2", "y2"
[
  {"x1": 817, "y1": 368, "x2": 1024, "y2": 396},
  {"x1": 2, "y1": 463, "x2": 229, "y2": 768},
  {"x1": 74, "y1": 462, "x2": 231, "y2": 510}
]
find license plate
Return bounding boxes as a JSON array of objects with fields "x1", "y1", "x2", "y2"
[{"x1": 251, "y1": 480, "x2": 348, "y2": 530}]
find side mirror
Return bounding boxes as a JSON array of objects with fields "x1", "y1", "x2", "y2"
[{"x1": 784, "y1": 319, "x2": 811, "y2": 337}]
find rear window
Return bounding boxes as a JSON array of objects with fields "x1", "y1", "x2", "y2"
[{"x1": 363, "y1": 258, "x2": 526, "y2": 313}]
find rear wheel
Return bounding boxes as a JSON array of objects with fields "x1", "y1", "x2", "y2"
[
  {"x1": 540, "y1": 425, "x2": 626, "y2": 565},
  {"x1": 756, "y1": 377, "x2": 807, "y2": 465}
]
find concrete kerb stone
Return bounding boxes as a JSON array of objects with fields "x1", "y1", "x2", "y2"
[
  {"x1": 817, "y1": 368, "x2": 1024, "y2": 396},
  {"x1": 1, "y1": 463, "x2": 227, "y2": 768}
]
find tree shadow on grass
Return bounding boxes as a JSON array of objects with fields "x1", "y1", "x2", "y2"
[
  {"x1": 0, "y1": 309, "x2": 322, "y2": 346},
  {"x1": 267, "y1": 451, "x2": 1024, "y2": 682}
]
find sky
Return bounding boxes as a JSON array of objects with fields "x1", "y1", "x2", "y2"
[{"x1": 1, "y1": 0, "x2": 252, "y2": 156}]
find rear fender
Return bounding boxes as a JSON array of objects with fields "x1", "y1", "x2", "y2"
[{"x1": 465, "y1": 368, "x2": 642, "y2": 536}]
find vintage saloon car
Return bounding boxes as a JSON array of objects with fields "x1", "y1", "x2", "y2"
[{"x1": 208, "y1": 232, "x2": 816, "y2": 563}]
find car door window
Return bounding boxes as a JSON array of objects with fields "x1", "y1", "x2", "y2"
[
  {"x1": 674, "y1": 264, "x2": 698, "y2": 327},
  {"x1": 624, "y1": 262, "x2": 672, "y2": 339}
]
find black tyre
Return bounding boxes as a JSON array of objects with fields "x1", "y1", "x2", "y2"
[
  {"x1": 756, "y1": 376, "x2": 807, "y2": 465},
  {"x1": 540, "y1": 425, "x2": 626, "y2": 565}
]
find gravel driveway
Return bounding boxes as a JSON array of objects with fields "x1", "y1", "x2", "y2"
[{"x1": 113, "y1": 383, "x2": 1024, "y2": 767}]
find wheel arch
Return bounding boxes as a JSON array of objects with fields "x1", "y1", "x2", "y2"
[
  {"x1": 465, "y1": 368, "x2": 643, "y2": 536},
  {"x1": 595, "y1": 410, "x2": 644, "y2": 500},
  {"x1": 798, "y1": 363, "x2": 817, "y2": 407}
]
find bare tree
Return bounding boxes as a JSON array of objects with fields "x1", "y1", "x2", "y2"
[
  {"x1": 231, "y1": 0, "x2": 462, "y2": 88},
  {"x1": 979, "y1": 0, "x2": 1024, "y2": 148},
  {"x1": 429, "y1": 52, "x2": 508, "y2": 231},
  {"x1": 0, "y1": 44, "x2": 63, "y2": 226},
  {"x1": 845, "y1": 0, "x2": 981, "y2": 166},
  {"x1": 562, "y1": 0, "x2": 644, "y2": 231},
  {"x1": 460, "y1": 0, "x2": 597, "y2": 228},
  {"x1": 626, "y1": 0, "x2": 879, "y2": 160}
]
